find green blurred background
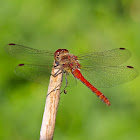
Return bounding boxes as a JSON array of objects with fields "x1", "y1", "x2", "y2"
[{"x1": 0, "y1": 0, "x2": 140, "y2": 140}]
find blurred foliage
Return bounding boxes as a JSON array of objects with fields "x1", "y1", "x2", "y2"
[{"x1": 0, "y1": 0, "x2": 140, "y2": 140}]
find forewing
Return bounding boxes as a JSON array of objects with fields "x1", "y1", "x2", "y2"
[
  {"x1": 81, "y1": 66, "x2": 139, "y2": 88},
  {"x1": 78, "y1": 48, "x2": 131, "y2": 66},
  {"x1": 15, "y1": 64, "x2": 52, "y2": 85},
  {"x1": 5, "y1": 43, "x2": 54, "y2": 65}
]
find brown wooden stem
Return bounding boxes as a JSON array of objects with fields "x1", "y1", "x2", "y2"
[{"x1": 40, "y1": 61, "x2": 63, "y2": 140}]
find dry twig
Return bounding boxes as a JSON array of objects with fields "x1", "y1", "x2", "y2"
[{"x1": 40, "y1": 61, "x2": 63, "y2": 140}]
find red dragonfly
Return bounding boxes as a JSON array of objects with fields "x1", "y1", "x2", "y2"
[{"x1": 5, "y1": 43, "x2": 139, "y2": 105}]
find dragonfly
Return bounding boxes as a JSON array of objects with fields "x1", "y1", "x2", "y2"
[{"x1": 5, "y1": 43, "x2": 139, "y2": 105}]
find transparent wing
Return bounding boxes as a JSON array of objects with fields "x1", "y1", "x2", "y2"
[
  {"x1": 15, "y1": 64, "x2": 52, "y2": 85},
  {"x1": 78, "y1": 48, "x2": 131, "y2": 66},
  {"x1": 81, "y1": 66, "x2": 139, "y2": 88},
  {"x1": 15, "y1": 64, "x2": 77, "y2": 87},
  {"x1": 5, "y1": 43, "x2": 54, "y2": 65}
]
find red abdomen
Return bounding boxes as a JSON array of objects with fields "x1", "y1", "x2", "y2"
[{"x1": 72, "y1": 69, "x2": 110, "y2": 106}]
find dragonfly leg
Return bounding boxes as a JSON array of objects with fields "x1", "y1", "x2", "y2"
[
  {"x1": 60, "y1": 72, "x2": 68, "y2": 94},
  {"x1": 51, "y1": 68, "x2": 63, "y2": 77},
  {"x1": 64, "y1": 90, "x2": 67, "y2": 94},
  {"x1": 47, "y1": 83, "x2": 62, "y2": 97},
  {"x1": 47, "y1": 71, "x2": 64, "y2": 97}
]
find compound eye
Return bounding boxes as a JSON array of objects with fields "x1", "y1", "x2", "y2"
[
  {"x1": 63, "y1": 49, "x2": 68, "y2": 52},
  {"x1": 54, "y1": 49, "x2": 61, "y2": 58}
]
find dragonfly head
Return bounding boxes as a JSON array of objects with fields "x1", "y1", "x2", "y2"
[{"x1": 54, "y1": 49, "x2": 69, "y2": 62}]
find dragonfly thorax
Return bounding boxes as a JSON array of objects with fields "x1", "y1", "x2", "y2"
[{"x1": 54, "y1": 49, "x2": 81, "y2": 73}]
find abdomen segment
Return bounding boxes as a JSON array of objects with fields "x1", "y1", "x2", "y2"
[{"x1": 72, "y1": 69, "x2": 111, "y2": 106}]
